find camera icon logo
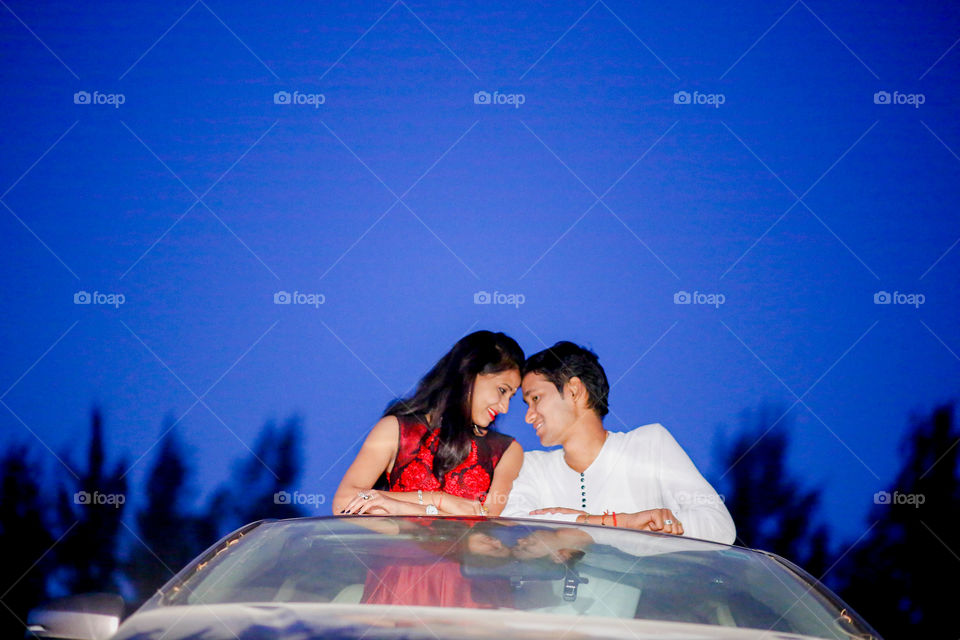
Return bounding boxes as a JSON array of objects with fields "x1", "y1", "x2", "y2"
[
  {"x1": 673, "y1": 291, "x2": 691, "y2": 304},
  {"x1": 74, "y1": 291, "x2": 91, "y2": 304},
  {"x1": 873, "y1": 91, "x2": 891, "y2": 105},
  {"x1": 274, "y1": 491, "x2": 291, "y2": 504},
  {"x1": 274, "y1": 291, "x2": 291, "y2": 304},
  {"x1": 74, "y1": 491, "x2": 91, "y2": 505},
  {"x1": 873, "y1": 291, "x2": 891, "y2": 304},
  {"x1": 673, "y1": 91, "x2": 691, "y2": 105},
  {"x1": 474, "y1": 291, "x2": 492, "y2": 304},
  {"x1": 273, "y1": 91, "x2": 291, "y2": 105},
  {"x1": 73, "y1": 91, "x2": 91, "y2": 105},
  {"x1": 474, "y1": 91, "x2": 491, "y2": 105},
  {"x1": 873, "y1": 490, "x2": 891, "y2": 505}
]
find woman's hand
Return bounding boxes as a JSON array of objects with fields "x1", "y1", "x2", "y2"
[
  {"x1": 341, "y1": 490, "x2": 417, "y2": 516},
  {"x1": 431, "y1": 492, "x2": 484, "y2": 516}
]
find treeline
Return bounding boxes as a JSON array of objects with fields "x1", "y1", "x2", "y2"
[
  {"x1": 1, "y1": 403, "x2": 957, "y2": 638},
  {"x1": 711, "y1": 403, "x2": 958, "y2": 637},
  {"x1": 0, "y1": 409, "x2": 309, "y2": 635}
]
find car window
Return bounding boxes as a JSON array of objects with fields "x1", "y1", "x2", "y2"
[{"x1": 152, "y1": 518, "x2": 872, "y2": 640}]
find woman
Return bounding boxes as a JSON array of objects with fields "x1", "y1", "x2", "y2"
[{"x1": 333, "y1": 330, "x2": 525, "y2": 518}]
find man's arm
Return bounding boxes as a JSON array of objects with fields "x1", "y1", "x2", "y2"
[
  {"x1": 502, "y1": 454, "x2": 581, "y2": 521},
  {"x1": 653, "y1": 424, "x2": 736, "y2": 544}
]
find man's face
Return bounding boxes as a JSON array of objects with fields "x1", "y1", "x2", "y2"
[{"x1": 522, "y1": 372, "x2": 577, "y2": 447}]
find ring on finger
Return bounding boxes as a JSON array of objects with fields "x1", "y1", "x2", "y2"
[{"x1": 663, "y1": 519, "x2": 674, "y2": 525}]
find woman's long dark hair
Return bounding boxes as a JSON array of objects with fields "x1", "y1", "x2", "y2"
[{"x1": 384, "y1": 330, "x2": 524, "y2": 481}]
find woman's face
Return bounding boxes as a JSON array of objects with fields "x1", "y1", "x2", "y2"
[{"x1": 470, "y1": 368, "x2": 521, "y2": 427}]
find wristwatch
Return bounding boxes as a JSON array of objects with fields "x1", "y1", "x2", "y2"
[{"x1": 419, "y1": 490, "x2": 438, "y2": 515}]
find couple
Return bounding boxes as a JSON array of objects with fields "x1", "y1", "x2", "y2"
[{"x1": 333, "y1": 330, "x2": 735, "y2": 545}]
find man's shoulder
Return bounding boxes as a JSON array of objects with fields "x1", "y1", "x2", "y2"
[
  {"x1": 522, "y1": 447, "x2": 564, "y2": 460},
  {"x1": 519, "y1": 446, "x2": 564, "y2": 467},
  {"x1": 609, "y1": 422, "x2": 670, "y2": 442}
]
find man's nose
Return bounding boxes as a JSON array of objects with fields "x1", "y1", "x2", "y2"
[{"x1": 525, "y1": 406, "x2": 535, "y2": 423}]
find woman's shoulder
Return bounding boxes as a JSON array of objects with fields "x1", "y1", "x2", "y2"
[
  {"x1": 394, "y1": 413, "x2": 430, "y2": 433},
  {"x1": 477, "y1": 428, "x2": 515, "y2": 457},
  {"x1": 390, "y1": 414, "x2": 435, "y2": 451},
  {"x1": 366, "y1": 415, "x2": 400, "y2": 439}
]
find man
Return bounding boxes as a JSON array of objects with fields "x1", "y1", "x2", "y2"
[{"x1": 502, "y1": 341, "x2": 736, "y2": 545}]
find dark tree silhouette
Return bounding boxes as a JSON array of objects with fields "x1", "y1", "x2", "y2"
[
  {"x1": 0, "y1": 443, "x2": 55, "y2": 637},
  {"x1": 833, "y1": 403, "x2": 958, "y2": 637},
  {"x1": 205, "y1": 416, "x2": 307, "y2": 537},
  {"x1": 712, "y1": 405, "x2": 830, "y2": 577},
  {"x1": 52, "y1": 407, "x2": 128, "y2": 596},
  {"x1": 126, "y1": 422, "x2": 216, "y2": 607}
]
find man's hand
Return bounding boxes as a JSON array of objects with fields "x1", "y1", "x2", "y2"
[
  {"x1": 619, "y1": 509, "x2": 683, "y2": 535},
  {"x1": 529, "y1": 507, "x2": 588, "y2": 516}
]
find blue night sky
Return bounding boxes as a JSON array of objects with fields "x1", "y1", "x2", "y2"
[{"x1": 1, "y1": 1, "x2": 958, "y2": 546}]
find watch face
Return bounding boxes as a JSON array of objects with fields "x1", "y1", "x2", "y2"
[{"x1": 425, "y1": 504, "x2": 439, "y2": 515}]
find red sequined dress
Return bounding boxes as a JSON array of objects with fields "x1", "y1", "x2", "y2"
[
  {"x1": 388, "y1": 415, "x2": 514, "y2": 500},
  {"x1": 362, "y1": 415, "x2": 515, "y2": 608}
]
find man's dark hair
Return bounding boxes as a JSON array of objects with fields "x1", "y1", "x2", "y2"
[{"x1": 522, "y1": 341, "x2": 609, "y2": 417}]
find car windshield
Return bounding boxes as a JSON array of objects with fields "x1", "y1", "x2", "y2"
[{"x1": 149, "y1": 517, "x2": 872, "y2": 640}]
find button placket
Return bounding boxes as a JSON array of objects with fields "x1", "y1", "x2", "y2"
[{"x1": 580, "y1": 471, "x2": 587, "y2": 509}]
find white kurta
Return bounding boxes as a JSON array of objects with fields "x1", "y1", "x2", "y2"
[{"x1": 502, "y1": 423, "x2": 736, "y2": 544}]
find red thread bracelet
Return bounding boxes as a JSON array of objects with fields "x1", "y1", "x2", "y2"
[{"x1": 612, "y1": 511, "x2": 618, "y2": 527}]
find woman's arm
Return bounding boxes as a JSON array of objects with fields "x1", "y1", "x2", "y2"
[
  {"x1": 332, "y1": 416, "x2": 400, "y2": 514},
  {"x1": 334, "y1": 416, "x2": 481, "y2": 516},
  {"x1": 482, "y1": 441, "x2": 523, "y2": 516}
]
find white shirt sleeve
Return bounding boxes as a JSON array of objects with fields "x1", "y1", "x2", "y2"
[
  {"x1": 502, "y1": 453, "x2": 580, "y2": 522},
  {"x1": 650, "y1": 424, "x2": 736, "y2": 545}
]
